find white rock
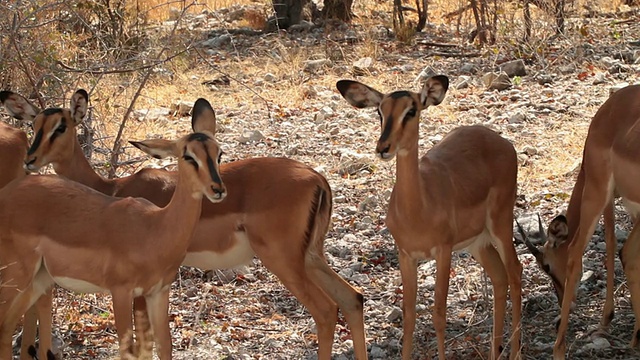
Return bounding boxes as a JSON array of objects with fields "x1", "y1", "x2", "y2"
[
  {"x1": 264, "y1": 73, "x2": 277, "y2": 82},
  {"x1": 238, "y1": 130, "x2": 264, "y2": 144}
]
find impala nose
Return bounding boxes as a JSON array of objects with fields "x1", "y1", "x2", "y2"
[
  {"x1": 377, "y1": 144, "x2": 391, "y2": 159},
  {"x1": 24, "y1": 157, "x2": 37, "y2": 171},
  {"x1": 211, "y1": 185, "x2": 226, "y2": 201}
]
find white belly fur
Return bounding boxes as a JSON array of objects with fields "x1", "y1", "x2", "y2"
[
  {"x1": 53, "y1": 277, "x2": 108, "y2": 293},
  {"x1": 183, "y1": 231, "x2": 255, "y2": 270}
]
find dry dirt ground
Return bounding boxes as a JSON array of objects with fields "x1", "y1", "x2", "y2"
[{"x1": 5, "y1": 2, "x2": 640, "y2": 360}]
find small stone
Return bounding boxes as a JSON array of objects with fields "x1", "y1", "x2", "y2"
[
  {"x1": 459, "y1": 63, "x2": 479, "y2": 74},
  {"x1": 616, "y1": 227, "x2": 629, "y2": 241},
  {"x1": 536, "y1": 74, "x2": 553, "y2": 85},
  {"x1": 509, "y1": 112, "x2": 526, "y2": 124},
  {"x1": 313, "y1": 111, "x2": 325, "y2": 123},
  {"x1": 370, "y1": 344, "x2": 387, "y2": 359},
  {"x1": 499, "y1": 59, "x2": 527, "y2": 77},
  {"x1": 172, "y1": 101, "x2": 194, "y2": 117},
  {"x1": 592, "y1": 72, "x2": 607, "y2": 85},
  {"x1": 303, "y1": 59, "x2": 332, "y2": 73},
  {"x1": 585, "y1": 336, "x2": 610, "y2": 350},
  {"x1": 581, "y1": 270, "x2": 594, "y2": 282},
  {"x1": 454, "y1": 75, "x2": 472, "y2": 89},
  {"x1": 518, "y1": 153, "x2": 529, "y2": 166},
  {"x1": 352, "y1": 57, "x2": 374, "y2": 76},
  {"x1": 522, "y1": 145, "x2": 537, "y2": 156},
  {"x1": 351, "y1": 273, "x2": 370, "y2": 284},
  {"x1": 559, "y1": 64, "x2": 577, "y2": 74},
  {"x1": 264, "y1": 73, "x2": 277, "y2": 82},
  {"x1": 386, "y1": 307, "x2": 403, "y2": 322},
  {"x1": 482, "y1": 72, "x2": 511, "y2": 91},
  {"x1": 414, "y1": 66, "x2": 438, "y2": 83},
  {"x1": 238, "y1": 130, "x2": 264, "y2": 144},
  {"x1": 202, "y1": 34, "x2": 231, "y2": 48},
  {"x1": 609, "y1": 63, "x2": 633, "y2": 74}
]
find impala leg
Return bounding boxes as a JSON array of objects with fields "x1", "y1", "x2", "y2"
[
  {"x1": 490, "y1": 212, "x2": 523, "y2": 360},
  {"x1": 433, "y1": 246, "x2": 453, "y2": 360},
  {"x1": 111, "y1": 291, "x2": 136, "y2": 360},
  {"x1": 134, "y1": 296, "x2": 153, "y2": 359},
  {"x1": 620, "y1": 222, "x2": 640, "y2": 347},
  {"x1": 601, "y1": 200, "x2": 617, "y2": 330},
  {"x1": 305, "y1": 253, "x2": 367, "y2": 360},
  {"x1": 469, "y1": 244, "x2": 508, "y2": 360},
  {"x1": 36, "y1": 290, "x2": 53, "y2": 360},
  {"x1": 20, "y1": 305, "x2": 38, "y2": 360},
  {"x1": 259, "y1": 253, "x2": 338, "y2": 360},
  {"x1": 554, "y1": 180, "x2": 608, "y2": 360},
  {"x1": 0, "y1": 287, "x2": 35, "y2": 360},
  {"x1": 146, "y1": 287, "x2": 172, "y2": 360},
  {"x1": 398, "y1": 249, "x2": 418, "y2": 360}
]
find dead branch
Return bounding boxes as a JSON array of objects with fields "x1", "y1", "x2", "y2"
[
  {"x1": 107, "y1": 1, "x2": 196, "y2": 179},
  {"x1": 55, "y1": 47, "x2": 193, "y2": 75}
]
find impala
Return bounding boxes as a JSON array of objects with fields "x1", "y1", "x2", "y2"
[
  {"x1": 0, "y1": 97, "x2": 226, "y2": 359},
  {"x1": 1, "y1": 91, "x2": 367, "y2": 360},
  {"x1": 0, "y1": 91, "x2": 53, "y2": 360},
  {"x1": 516, "y1": 84, "x2": 640, "y2": 359},
  {"x1": 337, "y1": 76, "x2": 522, "y2": 360}
]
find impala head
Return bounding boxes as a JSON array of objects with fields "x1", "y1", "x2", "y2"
[
  {"x1": 130, "y1": 98, "x2": 226, "y2": 203},
  {"x1": 336, "y1": 75, "x2": 449, "y2": 160},
  {"x1": 0, "y1": 89, "x2": 89, "y2": 172},
  {"x1": 516, "y1": 214, "x2": 571, "y2": 307}
]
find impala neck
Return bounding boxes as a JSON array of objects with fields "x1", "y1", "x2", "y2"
[
  {"x1": 393, "y1": 140, "x2": 425, "y2": 215},
  {"x1": 562, "y1": 165, "x2": 585, "y2": 248},
  {"x1": 53, "y1": 135, "x2": 115, "y2": 195},
  {"x1": 158, "y1": 165, "x2": 203, "y2": 255}
]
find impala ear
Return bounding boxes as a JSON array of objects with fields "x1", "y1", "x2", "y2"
[
  {"x1": 0, "y1": 90, "x2": 41, "y2": 121},
  {"x1": 547, "y1": 215, "x2": 569, "y2": 248},
  {"x1": 70, "y1": 89, "x2": 89, "y2": 125},
  {"x1": 191, "y1": 98, "x2": 216, "y2": 135},
  {"x1": 129, "y1": 139, "x2": 178, "y2": 159},
  {"x1": 336, "y1": 80, "x2": 384, "y2": 108},
  {"x1": 419, "y1": 75, "x2": 449, "y2": 107}
]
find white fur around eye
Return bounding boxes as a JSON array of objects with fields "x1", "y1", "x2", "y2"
[{"x1": 47, "y1": 120, "x2": 62, "y2": 139}]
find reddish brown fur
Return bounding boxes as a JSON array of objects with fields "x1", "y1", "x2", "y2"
[
  {"x1": 526, "y1": 85, "x2": 640, "y2": 360},
  {"x1": 0, "y1": 114, "x2": 225, "y2": 360},
  {"x1": 4, "y1": 91, "x2": 366, "y2": 360},
  {"x1": 338, "y1": 77, "x2": 522, "y2": 360}
]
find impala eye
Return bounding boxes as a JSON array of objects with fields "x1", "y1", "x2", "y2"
[
  {"x1": 50, "y1": 122, "x2": 67, "y2": 142},
  {"x1": 55, "y1": 123, "x2": 67, "y2": 133},
  {"x1": 405, "y1": 108, "x2": 416, "y2": 118},
  {"x1": 183, "y1": 155, "x2": 198, "y2": 169}
]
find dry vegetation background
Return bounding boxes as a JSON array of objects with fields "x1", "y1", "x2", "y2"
[{"x1": 1, "y1": 0, "x2": 640, "y2": 359}]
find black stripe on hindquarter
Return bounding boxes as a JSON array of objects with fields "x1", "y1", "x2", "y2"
[
  {"x1": 27, "y1": 129, "x2": 44, "y2": 155},
  {"x1": 302, "y1": 186, "x2": 324, "y2": 252}
]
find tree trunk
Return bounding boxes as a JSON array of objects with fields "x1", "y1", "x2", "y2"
[
  {"x1": 323, "y1": 0, "x2": 354, "y2": 22},
  {"x1": 270, "y1": 0, "x2": 315, "y2": 30}
]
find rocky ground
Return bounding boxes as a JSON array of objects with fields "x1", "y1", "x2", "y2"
[{"x1": 7, "y1": 2, "x2": 640, "y2": 360}]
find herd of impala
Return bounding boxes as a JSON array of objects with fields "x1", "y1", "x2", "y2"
[{"x1": 0, "y1": 76, "x2": 637, "y2": 360}]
